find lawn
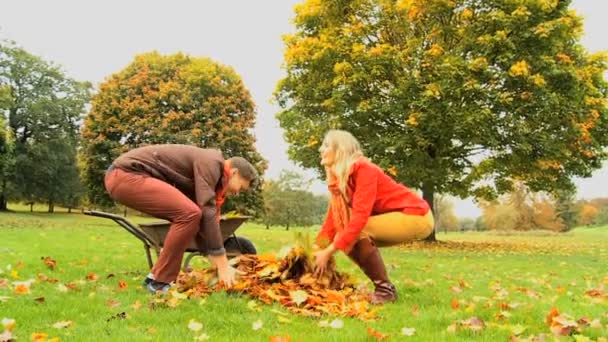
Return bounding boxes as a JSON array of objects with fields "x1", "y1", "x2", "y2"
[{"x1": 1, "y1": 206, "x2": 607, "y2": 341}]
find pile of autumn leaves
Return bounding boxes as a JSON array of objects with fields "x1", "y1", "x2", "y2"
[{"x1": 172, "y1": 246, "x2": 377, "y2": 320}]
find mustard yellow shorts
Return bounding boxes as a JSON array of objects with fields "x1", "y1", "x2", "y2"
[{"x1": 360, "y1": 211, "x2": 434, "y2": 247}]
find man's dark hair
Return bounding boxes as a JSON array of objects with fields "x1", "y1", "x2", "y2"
[{"x1": 229, "y1": 157, "x2": 258, "y2": 183}]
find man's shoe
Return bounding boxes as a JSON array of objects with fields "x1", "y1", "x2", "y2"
[
  {"x1": 146, "y1": 280, "x2": 171, "y2": 294},
  {"x1": 142, "y1": 276, "x2": 154, "y2": 287}
]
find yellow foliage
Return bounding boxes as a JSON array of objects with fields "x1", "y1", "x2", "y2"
[
  {"x1": 406, "y1": 112, "x2": 419, "y2": 126},
  {"x1": 469, "y1": 57, "x2": 488, "y2": 72},
  {"x1": 396, "y1": 0, "x2": 414, "y2": 11},
  {"x1": 352, "y1": 43, "x2": 365, "y2": 54},
  {"x1": 461, "y1": 8, "x2": 474, "y2": 20},
  {"x1": 556, "y1": 53, "x2": 573, "y2": 64},
  {"x1": 509, "y1": 60, "x2": 530, "y2": 77},
  {"x1": 539, "y1": 0, "x2": 559, "y2": 12},
  {"x1": 333, "y1": 61, "x2": 352, "y2": 74},
  {"x1": 537, "y1": 160, "x2": 561, "y2": 170},
  {"x1": 511, "y1": 6, "x2": 531, "y2": 17},
  {"x1": 408, "y1": 6, "x2": 422, "y2": 20},
  {"x1": 530, "y1": 74, "x2": 546, "y2": 87},
  {"x1": 293, "y1": 0, "x2": 322, "y2": 18},
  {"x1": 387, "y1": 166, "x2": 398, "y2": 177},
  {"x1": 369, "y1": 44, "x2": 390, "y2": 56},
  {"x1": 423, "y1": 83, "x2": 441, "y2": 98},
  {"x1": 427, "y1": 44, "x2": 444, "y2": 57}
]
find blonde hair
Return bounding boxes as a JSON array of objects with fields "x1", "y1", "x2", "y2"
[{"x1": 321, "y1": 129, "x2": 365, "y2": 195}]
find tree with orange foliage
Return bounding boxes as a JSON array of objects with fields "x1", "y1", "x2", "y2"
[{"x1": 81, "y1": 52, "x2": 266, "y2": 212}]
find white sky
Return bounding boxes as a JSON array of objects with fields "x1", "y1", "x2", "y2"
[{"x1": 1, "y1": 0, "x2": 606, "y2": 218}]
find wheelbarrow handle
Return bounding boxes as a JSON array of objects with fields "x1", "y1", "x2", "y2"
[{"x1": 83, "y1": 210, "x2": 157, "y2": 248}]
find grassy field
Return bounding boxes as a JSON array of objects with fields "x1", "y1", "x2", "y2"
[{"x1": 1, "y1": 205, "x2": 607, "y2": 341}]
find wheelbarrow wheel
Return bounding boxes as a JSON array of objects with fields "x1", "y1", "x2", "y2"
[{"x1": 224, "y1": 236, "x2": 257, "y2": 256}]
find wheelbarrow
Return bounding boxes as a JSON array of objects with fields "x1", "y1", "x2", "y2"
[{"x1": 83, "y1": 210, "x2": 256, "y2": 270}]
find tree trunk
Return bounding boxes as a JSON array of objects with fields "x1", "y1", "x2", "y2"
[
  {"x1": 0, "y1": 195, "x2": 7, "y2": 211},
  {"x1": 48, "y1": 201, "x2": 54, "y2": 213},
  {"x1": 29, "y1": 202, "x2": 34, "y2": 212},
  {"x1": 124, "y1": 208, "x2": 127, "y2": 217},
  {"x1": 0, "y1": 179, "x2": 8, "y2": 211},
  {"x1": 68, "y1": 207, "x2": 72, "y2": 213},
  {"x1": 422, "y1": 184, "x2": 437, "y2": 242}
]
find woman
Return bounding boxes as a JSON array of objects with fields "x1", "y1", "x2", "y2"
[{"x1": 313, "y1": 130, "x2": 434, "y2": 304}]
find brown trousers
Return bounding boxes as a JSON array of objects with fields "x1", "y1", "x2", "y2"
[{"x1": 104, "y1": 168, "x2": 201, "y2": 283}]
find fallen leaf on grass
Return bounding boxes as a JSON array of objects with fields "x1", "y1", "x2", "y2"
[
  {"x1": 52, "y1": 321, "x2": 74, "y2": 329},
  {"x1": 252, "y1": 319, "x2": 263, "y2": 331},
  {"x1": 85, "y1": 273, "x2": 98, "y2": 281},
  {"x1": 41, "y1": 257, "x2": 56, "y2": 270},
  {"x1": 401, "y1": 327, "x2": 416, "y2": 336},
  {"x1": 31, "y1": 332, "x2": 48, "y2": 341},
  {"x1": 451, "y1": 298, "x2": 460, "y2": 309},
  {"x1": 0, "y1": 330, "x2": 13, "y2": 342},
  {"x1": 13, "y1": 283, "x2": 30, "y2": 295},
  {"x1": 1, "y1": 318, "x2": 16, "y2": 331},
  {"x1": 411, "y1": 305, "x2": 420, "y2": 317},
  {"x1": 330, "y1": 319, "x2": 343, "y2": 329},
  {"x1": 195, "y1": 333, "x2": 210, "y2": 341},
  {"x1": 510, "y1": 324, "x2": 527, "y2": 336},
  {"x1": 0, "y1": 279, "x2": 8, "y2": 288},
  {"x1": 34, "y1": 297, "x2": 45, "y2": 303},
  {"x1": 106, "y1": 312, "x2": 127, "y2": 322},
  {"x1": 367, "y1": 327, "x2": 389, "y2": 340},
  {"x1": 106, "y1": 299, "x2": 121, "y2": 308},
  {"x1": 269, "y1": 336, "x2": 291, "y2": 342},
  {"x1": 188, "y1": 319, "x2": 203, "y2": 332},
  {"x1": 247, "y1": 300, "x2": 261, "y2": 312},
  {"x1": 117, "y1": 280, "x2": 128, "y2": 290},
  {"x1": 448, "y1": 317, "x2": 485, "y2": 333},
  {"x1": 131, "y1": 300, "x2": 142, "y2": 310},
  {"x1": 277, "y1": 316, "x2": 291, "y2": 324}
]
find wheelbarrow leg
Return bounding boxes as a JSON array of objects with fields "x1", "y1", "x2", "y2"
[
  {"x1": 183, "y1": 252, "x2": 202, "y2": 271},
  {"x1": 144, "y1": 244, "x2": 154, "y2": 269}
]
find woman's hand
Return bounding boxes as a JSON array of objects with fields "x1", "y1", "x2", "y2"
[{"x1": 313, "y1": 244, "x2": 337, "y2": 277}]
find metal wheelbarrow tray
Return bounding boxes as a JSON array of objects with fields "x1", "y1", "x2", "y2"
[{"x1": 84, "y1": 210, "x2": 256, "y2": 270}]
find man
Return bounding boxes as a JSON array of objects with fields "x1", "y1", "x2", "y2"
[{"x1": 104, "y1": 144, "x2": 258, "y2": 293}]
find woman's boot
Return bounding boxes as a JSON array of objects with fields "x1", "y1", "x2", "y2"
[{"x1": 348, "y1": 238, "x2": 397, "y2": 304}]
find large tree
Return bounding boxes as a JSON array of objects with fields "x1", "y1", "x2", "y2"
[
  {"x1": 0, "y1": 41, "x2": 90, "y2": 211},
  {"x1": 275, "y1": 0, "x2": 608, "y2": 240},
  {"x1": 81, "y1": 52, "x2": 266, "y2": 213}
]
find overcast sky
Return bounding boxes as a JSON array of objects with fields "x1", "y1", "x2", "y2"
[{"x1": 1, "y1": 0, "x2": 606, "y2": 218}]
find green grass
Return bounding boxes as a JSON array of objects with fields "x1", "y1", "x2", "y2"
[{"x1": 1, "y1": 207, "x2": 607, "y2": 341}]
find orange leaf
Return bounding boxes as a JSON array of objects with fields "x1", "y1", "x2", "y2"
[
  {"x1": 14, "y1": 284, "x2": 30, "y2": 295},
  {"x1": 31, "y1": 332, "x2": 48, "y2": 341},
  {"x1": 545, "y1": 307, "x2": 560, "y2": 325},
  {"x1": 367, "y1": 327, "x2": 390, "y2": 340},
  {"x1": 451, "y1": 298, "x2": 460, "y2": 310},
  {"x1": 118, "y1": 280, "x2": 128, "y2": 289},
  {"x1": 86, "y1": 272, "x2": 98, "y2": 281},
  {"x1": 269, "y1": 336, "x2": 291, "y2": 342},
  {"x1": 41, "y1": 257, "x2": 56, "y2": 270}
]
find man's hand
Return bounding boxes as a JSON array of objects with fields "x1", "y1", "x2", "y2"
[
  {"x1": 313, "y1": 244, "x2": 337, "y2": 277},
  {"x1": 208, "y1": 254, "x2": 242, "y2": 287},
  {"x1": 217, "y1": 264, "x2": 242, "y2": 287}
]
